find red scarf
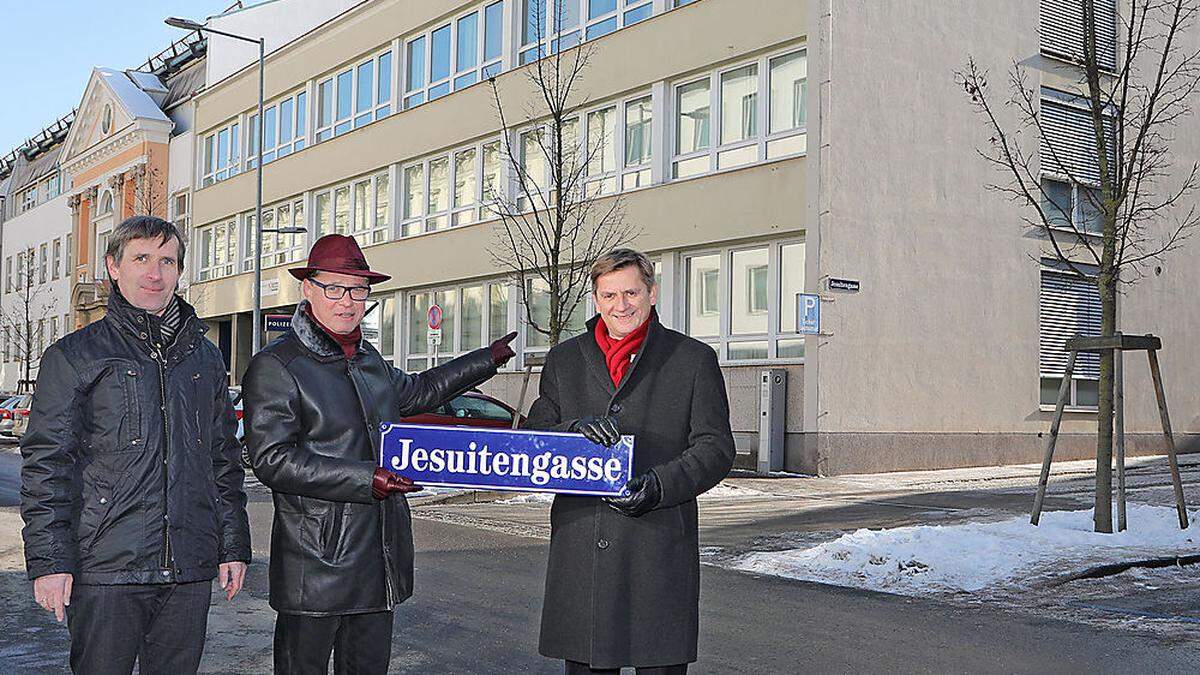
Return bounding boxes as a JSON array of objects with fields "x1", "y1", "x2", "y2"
[
  {"x1": 593, "y1": 313, "x2": 652, "y2": 387},
  {"x1": 305, "y1": 304, "x2": 361, "y2": 360}
]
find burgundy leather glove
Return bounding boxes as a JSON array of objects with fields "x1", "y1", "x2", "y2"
[
  {"x1": 372, "y1": 468, "x2": 423, "y2": 499},
  {"x1": 490, "y1": 331, "x2": 518, "y2": 366}
]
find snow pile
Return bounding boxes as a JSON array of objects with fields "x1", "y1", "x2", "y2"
[
  {"x1": 499, "y1": 492, "x2": 556, "y2": 505},
  {"x1": 732, "y1": 504, "x2": 1200, "y2": 596}
]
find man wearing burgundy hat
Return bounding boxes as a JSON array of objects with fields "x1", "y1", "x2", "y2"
[{"x1": 242, "y1": 234, "x2": 516, "y2": 674}]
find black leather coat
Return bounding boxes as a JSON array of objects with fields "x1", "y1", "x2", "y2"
[
  {"x1": 243, "y1": 302, "x2": 497, "y2": 616},
  {"x1": 21, "y1": 292, "x2": 250, "y2": 585}
]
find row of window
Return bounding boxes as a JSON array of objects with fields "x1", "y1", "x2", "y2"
[
  {"x1": 12, "y1": 172, "x2": 63, "y2": 216},
  {"x1": 193, "y1": 46, "x2": 807, "y2": 280},
  {"x1": 198, "y1": 0, "x2": 715, "y2": 189},
  {"x1": 355, "y1": 239, "x2": 805, "y2": 371},
  {"x1": 1, "y1": 314, "x2": 70, "y2": 365},
  {"x1": 4, "y1": 236, "x2": 73, "y2": 295}
]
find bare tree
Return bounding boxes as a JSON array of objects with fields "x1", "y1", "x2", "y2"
[
  {"x1": 2, "y1": 248, "x2": 55, "y2": 391},
  {"x1": 487, "y1": 2, "x2": 639, "y2": 348},
  {"x1": 958, "y1": 0, "x2": 1200, "y2": 531},
  {"x1": 130, "y1": 164, "x2": 168, "y2": 218}
]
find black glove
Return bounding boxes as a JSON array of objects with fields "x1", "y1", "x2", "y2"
[
  {"x1": 571, "y1": 416, "x2": 620, "y2": 447},
  {"x1": 490, "y1": 331, "x2": 517, "y2": 366},
  {"x1": 605, "y1": 471, "x2": 662, "y2": 517}
]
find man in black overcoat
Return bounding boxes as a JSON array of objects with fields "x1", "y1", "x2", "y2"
[{"x1": 525, "y1": 248, "x2": 735, "y2": 674}]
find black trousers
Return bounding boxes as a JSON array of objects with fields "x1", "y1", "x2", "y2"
[
  {"x1": 565, "y1": 660, "x2": 689, "y2": 675},
  {"x1": 65, "y1": 581, "x2": 212, "y2": 675},
  {"x1": 274, "y1": 610, "x2": 394, "y2": 674}
]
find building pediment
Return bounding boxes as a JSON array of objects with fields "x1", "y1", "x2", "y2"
[{"x1": 61, "y1": 68, "x2": 174, "y2": 177}]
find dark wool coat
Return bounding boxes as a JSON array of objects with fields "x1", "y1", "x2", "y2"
[{"x1": 525, "y1": 313, "x2": 734, "y2": 669}]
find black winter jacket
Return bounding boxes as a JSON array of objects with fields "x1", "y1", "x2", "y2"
[
  {"x1": 242, "y1": 301, "x2": 497, "y2": 616},
  {"x1": 21, "y1": 291, "x2": 251, "y2": 584}
]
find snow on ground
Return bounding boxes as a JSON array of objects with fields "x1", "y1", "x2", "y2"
[
  {"x1": 732, "y1": 504, "x2": 1200, "y2": 596},
  {"x1": 699, "y1": 483, "x2": 768, "y2": 500},
  {"x1": 498, "y1": 492, "x2": 556, "y2": 504}
]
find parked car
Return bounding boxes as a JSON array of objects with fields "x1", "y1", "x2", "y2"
[
  {"x1": 237, "y1": 389, "x2": 524, "y2": 469},
  {"x1": 7, "y1": 393, "x2": 34, "y2": 439},
  {"x1": 0, "y1": 395, "x2": 23, "y2": 437},
  {"x1": 401, "y1": 390, "x2": 525, "y2": 429}
]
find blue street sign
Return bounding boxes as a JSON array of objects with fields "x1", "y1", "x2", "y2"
[
  {"x1": 265, "y1": 314, "x2": 292, "y2": 332},
  {"x1": 379, "y1": 423, "x2": 634, "y2": 496},
  {"x1": 797, "y1": 293, "x2": 821, "y2": 334}
]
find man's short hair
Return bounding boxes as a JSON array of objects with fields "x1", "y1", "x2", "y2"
[
  {"x1": 589, "y1": 248, "x2": 655, "y2": 292},
  {"x1": 106, "y1": 215, "x2": 187, "y2": 271}
]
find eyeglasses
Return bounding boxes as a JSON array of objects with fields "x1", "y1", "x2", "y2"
[{"x1": 308, "y1": 277, "x2": 371, "y2": 301}]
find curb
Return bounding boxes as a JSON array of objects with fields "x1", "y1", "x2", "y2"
[{"x1": 1042, "y1": 554, "x2": 1200, "y2": 587}]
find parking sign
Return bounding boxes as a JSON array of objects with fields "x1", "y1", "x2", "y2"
[{"x1": 796, "y1": 293, "x2": 820, "y2": 334}]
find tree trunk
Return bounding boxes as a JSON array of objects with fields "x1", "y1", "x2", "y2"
[{"x1": 1094, "y1": 246, "x2": 1118, "y2": 533}]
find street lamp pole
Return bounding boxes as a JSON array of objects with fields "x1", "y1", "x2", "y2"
[{"x1": 166, "y1": 17, "x2": 266, "y2": 353}]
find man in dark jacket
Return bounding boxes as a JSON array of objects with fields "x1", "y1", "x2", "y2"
[
  {"x1": 526, "y1": 248, "x2": 735, "y2": 674},
  {"x1": 20, "y1": 215, "x2": 251, "y2": 674},
  {"x1": 242, "y1": 234, "x2": 516, "y2": 674}
]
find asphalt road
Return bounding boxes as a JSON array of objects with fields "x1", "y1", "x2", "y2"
[{"x1": 2, "y1": 455, "x2": 1199, "y2": 673}]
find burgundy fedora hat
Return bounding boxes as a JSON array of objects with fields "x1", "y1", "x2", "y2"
[{"x1": 289, "y1": 234, "x2": 391, "y2": 283}]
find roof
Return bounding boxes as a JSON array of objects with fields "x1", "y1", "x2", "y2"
[
  {"x1": 97, "y1": 68, "x2": 171, "y2": 124},
  {"x1": 160, "y1": 60, "x2": 208, "y2": 110},
  {"x1": 8, "y1": 144, "x2": 64, "y2": 191}
]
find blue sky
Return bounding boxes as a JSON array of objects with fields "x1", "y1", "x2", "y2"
[{"x1": 0, "y1": 0, "x2": 237, "y2": 156}]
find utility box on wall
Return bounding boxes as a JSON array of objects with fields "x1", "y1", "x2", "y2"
[{"x1": 757, "y1": 369, "x2": 787, "y2": 474}]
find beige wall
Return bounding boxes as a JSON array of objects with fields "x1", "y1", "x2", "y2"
[
  {"x1": 191, "y1": 0, "x2": 806, "y2": 226},
  {"x1": 806, "y1": 0, "x2": 1200, "y2": 472}
]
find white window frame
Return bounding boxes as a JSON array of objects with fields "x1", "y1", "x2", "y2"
[
  {"x1": 518, "y1": 0, "x2": 655, "y2": 65},
  {"x1": 404, "y1": 2, "x2": 504, "y2": 110},
  {"x1": 679, "y1": 239, "x2": 806, "y2": 364},
  {"x1": 249, "y1": 89, "x2": 309, "y2": 167},
  {"x1": 670, "y1": 46, "x2": 807, "y2": 180},
  {"x1": 401, "y1": 278, "x2": 522, "y2": 371},
  {"x1": 201, "y1": 120, "x2": 242, "y2": 187},
  {"x1": 39, "y1": 244, "x2": 48, "y2": 285},
  {"x1": 316, "y1": 48, "x2": 393, "y2": 142},
  {"x1": 1039, "y1": 176, "x2": 1104, "y2": 237},
  {"x1": 401, "y1": 137, "x2": 504, "y2": 237},
  {"x1": 194, "y1": 218, "x2": 239, "y2": 281},
  {"x1": 20, "y1": 186, "x2": 36, "y2": 213}
]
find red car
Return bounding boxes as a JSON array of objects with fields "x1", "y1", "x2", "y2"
[{"x1": 402, "y1": 390, "x2": 525, "y2": 428}]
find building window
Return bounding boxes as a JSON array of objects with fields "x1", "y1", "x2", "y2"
[
  {"x1": 673, "y1": 48, "x2": 806, "y2": 179},
  {"x1": 404, "y1": 280, "x2": 516, "y2": 370},
  {"x1": 4, "y1": 257, "x2": 10, "y2": 294},
  {"x1": 362, "y1": 293, "x2": 397, "y2": 365},
  {"x1": 312, "y1": 170, "x2": 390, "y2": 244},
  {"x1": 249, "y1": 90, "x2": 308, "y2": 166},
  {"x1": 65, "y1": 234, "x2": 73, "y2": 281},
  {"x1": 1040, "y1": 88, "x2": 1116, "y2": 188},
  {"x1": 519, "y1": 0, "x2": 654, "y2": 65},
  {"x1": 1040, "y1": 0, "x2": 1118, "y2": 71},
  {"x1": 52, "y1": 239, "x2": 61, "y2": 280},
  {"x1": 20, "y1": 187, "x2": 36, "y2": 213},
  {"x1": 1040, "y1": 177, "x2": 1102, "y2": 235},
  {"x1": 316, "y1": 50, "x2": 391, "y2": 142},
  {"x1": 404, "y1": 3, "x2": 502, "y2": 109},
  {"x1": 1039, "y1": 261, "x2": 1101, "y2": 409},
  {"x1": 247, "y1": 197, "x2": 307, "y2": 271},
  {"x1": 43, "y1": 173, "x2": 61, "y2": 201},
  {"x1": 194, "y1": 219, "x2": 239, "y2": 281},
  {"x1": 50, "y1": 316, "x2": 59, "y2": 345},
  {"x1": 201, "y1": 121, "x2": 241, "y2": 187},
  {"x1": 523, "y1": 276, "x2": 589, "y2": 363},
  {"x1": 39, "y1": 244, "x2": 48, "y2": 284},
  {"x1": 402, "y1": 139, "x2": 501, "y2": 236},
  {"x1": 171, "y1": 192, "x2": 190, "y2": 232},
  {"x1": 683, "y1": 240, "x2": 806, "y2": 361},
  {"x1": 582, "y1": 92, "x2": 653, "y2": 195},
  {"x1": 96, "y1": 190, "x2": 114, "y2": 217}
]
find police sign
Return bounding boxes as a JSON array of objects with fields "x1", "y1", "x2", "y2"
[{"x1": 379, "y1": 423, "x2": 634, "y2": 496}]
